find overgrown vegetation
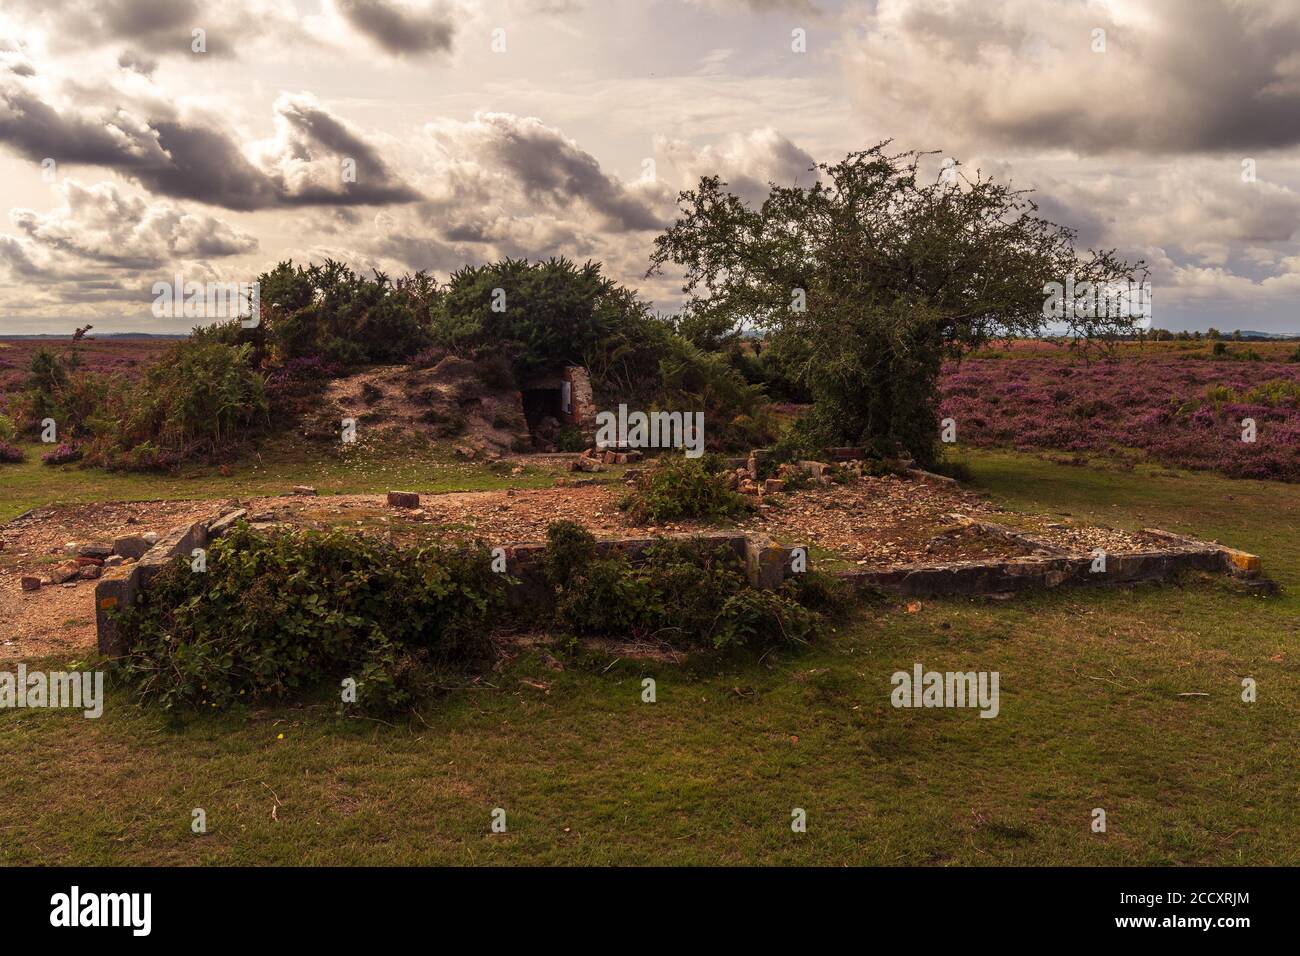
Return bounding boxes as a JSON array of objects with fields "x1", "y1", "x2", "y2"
[
  {"x1": 113, "y1": 518, "x2": 843, "y2": 716},
  {"x1": 115, "y1": 525, "x2": 506, "y2": 716},
  {"x1": 619, "y1": 454, "x2": 752, "y2": 524},
  {"x1": 4, "y1": 252, "x2": 780, "y2": 472},
  {"x1": 10, "y1": 340, "x2": 269, "y2": 470},
  {"x1": 541, "y1": 521, "x2": 839, "y2": 651}
]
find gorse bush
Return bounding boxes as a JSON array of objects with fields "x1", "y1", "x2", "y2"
[
  {"x1": 433, "y1": 257, "x2": 651, "y2": 383},
  {"x1": 620, "y1": 454, "x2": 752, "y2": 524},
  {"x1": 253, "y1": 259, "x2": 438, "y2": 367},
  {"x1": 114, "y1": 524, "x2": 508, "y2": 715}
]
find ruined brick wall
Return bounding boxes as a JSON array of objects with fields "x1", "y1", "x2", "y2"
[{"x1": 562, "y1": 365, "x2": 598, "y2": 433}]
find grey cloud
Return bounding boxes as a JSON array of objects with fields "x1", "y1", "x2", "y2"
[
  {"x1": 464, "y1": 113, "x2": 663, "y2": 231},
  {"x1": 850, "y1": 0, "x2": 1300, "y2": 154},
  {"x1": 658, "y1": 128, "x2": 817, "y2": 205},
  {"x1": 10, "y1": 180, "x2": 258, "y2": 269},
  {"x1": 117, "y1": 51, "x2": 160, "y2": 77},
  {"x1": 270, "y1": 94, "x2": 423, "y2": 206},
  {"x1": 334, "y1": 0, "x2": 456, "y2": 57},
  {"x1": 0, "y1": 81, "x2": 420, "y2": 210}
]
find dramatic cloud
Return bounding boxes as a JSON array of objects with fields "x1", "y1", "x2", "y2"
[
  {"x1": 0, "y1": 0, "x2": 1296, "y2": 332},
  {"x1": 0, "y1": 77, "x2": 421, "y2": 209},
  {"x1": 256, "y1": 93, "x2": 424, "y2": 207},
  {"x1": 846, "y1": 0, "x2": 1300, "y2": 154},
  {"x1": 423, "y1": 112, "x2": 667, "y2": 233},
  {"x1": 116, "y1": 51, "x2": 159, "y2": 77},
  {"x1": 0, "y1": 0, "x2": 461, "y2": 62},
  {"x1": 10, "y1": 179, "x2": 258, "y2": 269},
  {"x1": 2, "y1": 0, "x2": 285, "y2": 58}
]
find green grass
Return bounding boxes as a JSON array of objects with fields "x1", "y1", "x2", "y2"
[
  {"x1": 0, "y1": 448, "x2": 1296, "y2": 865},
  {"x1": 0, "y1": 439, "x2": 568, "y2": 523}
]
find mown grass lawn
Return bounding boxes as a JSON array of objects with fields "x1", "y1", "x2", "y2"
[{"x1": 0, "y1": 448, "x2": 1296, "y2": 865}]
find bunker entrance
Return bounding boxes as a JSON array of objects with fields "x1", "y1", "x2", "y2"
[{"x1": 522, "y1": 383, "x2": 569, "y2": 446}]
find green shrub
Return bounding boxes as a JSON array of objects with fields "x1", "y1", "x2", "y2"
[
  {"x1": 555, "y1": 425, "x2": 587, "y2": 452},
  {"x1": 255, "y1": 259, "x2": 437, "y2": 367},
  {"x1": 114, "y1": 524, "x2": 507, "y2": 715},
  {"x1": 19, "y1": 347, "x2": 105, "y2": 439},
  {"x1": 87, "y1": 340, "x2": 268, "y2": 468},
  {"x1": 114, "y1": 519, "x2": 847, "y2": 716},
  {"x1": 542, "y1": 521, "x2": 599, "y2": 582},
  {"x1": 620, "y1": 454, "x2": 751, "y2": 524},
  {"x1": 541, "y1": 529, "x2": 825, "y2": 650}
]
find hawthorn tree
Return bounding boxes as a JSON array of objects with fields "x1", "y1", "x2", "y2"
[{"x1": 648, "y1": 143, "x2": 1147, "y2": 465}]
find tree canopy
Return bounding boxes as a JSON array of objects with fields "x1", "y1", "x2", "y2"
[{"x1": 649, "y1": 143, "x2": 1147, "y2": 464}]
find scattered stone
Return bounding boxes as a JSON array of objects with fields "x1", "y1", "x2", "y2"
[
  {"x1": 73, "y1": 556, "x2": 104, "y2": 567},
  {"x1": 763, "y1": 478, "x2": 785, "y2": 495},
  {"x1": 78, "y1": 564, "x2": 102, "y2": 580},
  {"x1": 142, "y1": 531, "x2": 159, "y2": 544},
  {"x1": 292, "y1": 486, "x2": 318, "y2": 497},
  {"x1": 78, "y1": 542, "x2": 113, "y2": 559},
  {"x1": 386, "y1": 491, "x2": 421, "y2": 509},
  {"x1": 112, "y1": 535, "x2": 152, "y2": 560},
  {"x1": 20, "y1": 576, "x2": 40, "y2": 592},
  {"x1": 454, "y1": 445, "x2": 476, "y2": 461},
  {"x1": 207, "y1": 509, "x2": 248, "y2": 537},
  {"x1": 103, "y1": 555, "x2": 125, "y2": 568},
  {"x1": 49, "y1": 562, "x2": 82, "y2": 584},
  {"x1": 575, "y1": 456, "x2": 605, "y2": 473}
]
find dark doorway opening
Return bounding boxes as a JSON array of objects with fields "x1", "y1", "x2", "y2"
[{"x1": 521, "y1": 386, "x2": 567, "y2": 449}]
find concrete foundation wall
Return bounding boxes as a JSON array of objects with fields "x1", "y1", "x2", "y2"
[{"x1": 95, "y1": 512, "x2": 1262, "y2": 658}]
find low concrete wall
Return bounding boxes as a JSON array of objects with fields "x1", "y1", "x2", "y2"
[
  {"x1": 95, "y1": 512, "x2": 217, "y2": 657},
  {"x1": 833, "y1": 543, "x2": 1240, "y2": 597},
  {"x1": 94, "y1": 510, "x2": 1262, "y2": 657}
]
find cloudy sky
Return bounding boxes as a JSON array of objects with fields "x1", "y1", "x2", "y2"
[{"x1": 0, "y1": 0, "x2": 1298, "y2": 334}]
